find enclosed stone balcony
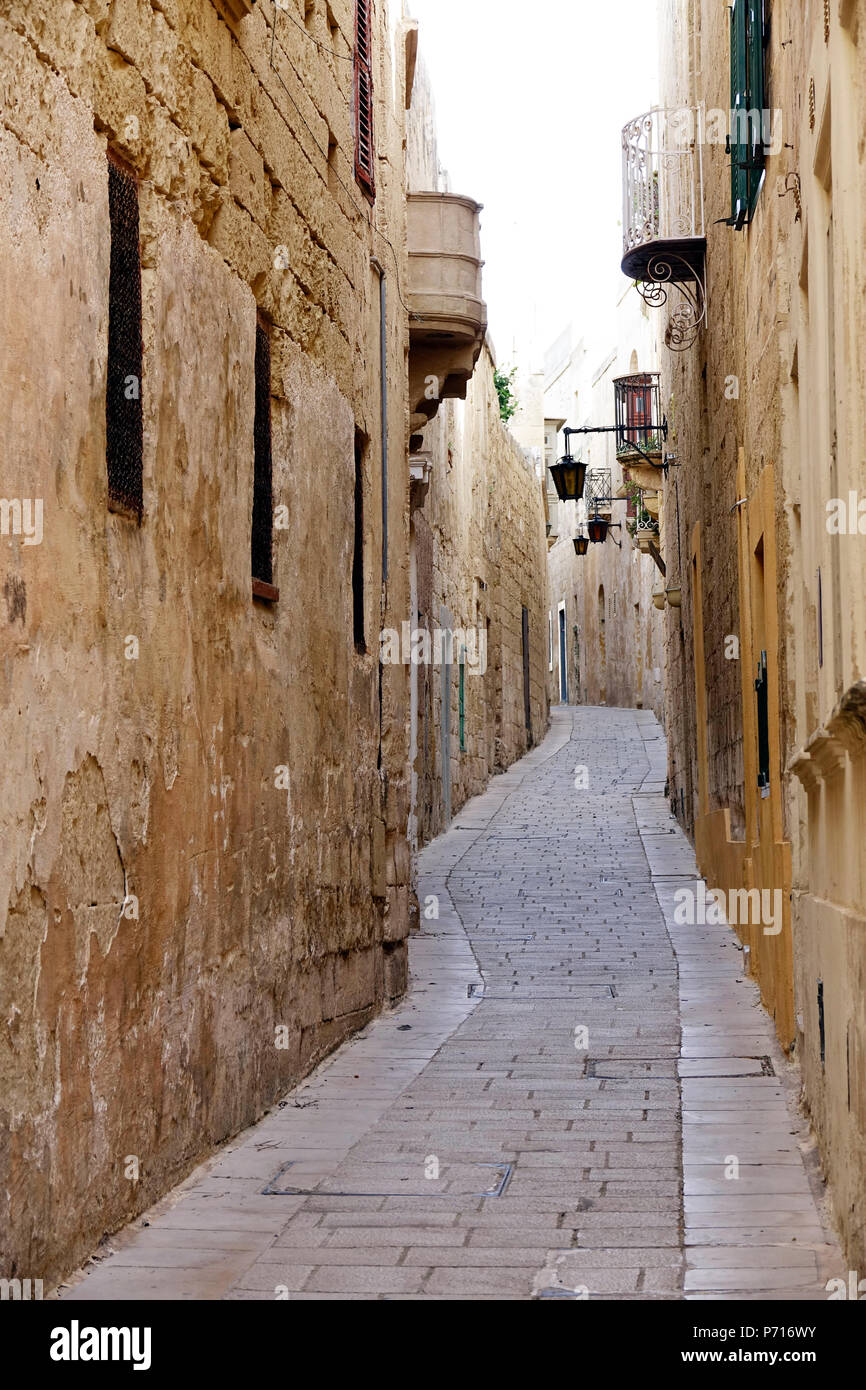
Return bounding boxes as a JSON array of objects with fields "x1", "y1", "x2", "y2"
[{"x1": 407, "y1": 192, "x2": 487, "y2": 443}]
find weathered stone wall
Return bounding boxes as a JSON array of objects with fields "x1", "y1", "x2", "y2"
[
  {"x1": 781, "y1": 0, "x2": 866, "y2": 1276},
  {"x1": 656, "y1": 0, "x2": 866, "y2": 1268},
  {"x1": 544, "y1": 295, "x2": 666, "y2": 723},
  {"x1": 656, "y1": 0, "x2": 765, "y2": 846},
  {"x1": 412, "y1": 348, "x2": 551, "y2": 846},
  {"x1": 404, "y1": 59, "x2": 549, "y2": 845},
  {"x1": 0, "y1": 0, "x2": 414, "y2": 1287}
]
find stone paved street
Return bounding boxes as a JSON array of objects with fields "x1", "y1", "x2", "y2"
[{"x1": 62, "y1": 708, "x2": 843, "y2": 1301}]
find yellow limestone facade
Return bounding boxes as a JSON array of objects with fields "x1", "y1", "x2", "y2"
[{"x1": 654, "y1": 0, "x2": 866, "y2": 1267}]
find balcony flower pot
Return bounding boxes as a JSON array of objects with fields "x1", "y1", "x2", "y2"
[
  {"x1": 616, "y1": 432, "x2": 664, "y2": 470},
  {"x1": 665, "y1": 586, "x2": 682, "y2": 607}
]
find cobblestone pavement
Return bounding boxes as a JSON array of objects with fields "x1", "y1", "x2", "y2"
[{"x1": 62, "y1": 707, "x2": 843, "y2": 1301}]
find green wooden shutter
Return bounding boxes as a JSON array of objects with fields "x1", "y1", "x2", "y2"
[
  {"x1": 730, "y1": 0, "x2": 750, "y2": 227},
  {"x1": 730, "y1": 0, "x2": 767, "y2": 226},
  {"x1": 746, "y1": 0, "x2": 766, "y2": 204}
]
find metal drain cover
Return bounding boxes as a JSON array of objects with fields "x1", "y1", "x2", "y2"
[{"x1": 262, "y1": 1160, "x2": 513, "y2": 1199}]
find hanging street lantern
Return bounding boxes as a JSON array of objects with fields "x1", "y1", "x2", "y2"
[
  {"x1": 549, "y1": 437, "x2": 586, "y2": 503},
  {"x1": 587, "y1": 516, "x2": 610, "y2": 544},
  {"x1": 573, "y1": 534, "x2": 590, "y2": 556}
]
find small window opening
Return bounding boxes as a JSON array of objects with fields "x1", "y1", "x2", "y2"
[
  {"x1": 353, "y1": 0, "x2": 376, "y2": 200},
  {"x1": 106, "y1": 152, "x2": 144, "y2": 521},
  {"x1": 252, "y1": 320, "x2": 278, "y2": 601},
  {"x1": 353, "y1": 431, "x2": 366, "y2": 651}
]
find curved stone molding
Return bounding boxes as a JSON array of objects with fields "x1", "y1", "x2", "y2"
[
  {"x1": 826, "y1": 680, "x2": 866, "y2": 759},
  {"x1": 788, "y1": 748, "x2": 820, "y2": 793},
  {"x1": 789, "y1": 685, "x2": 866, "y2": 788}
]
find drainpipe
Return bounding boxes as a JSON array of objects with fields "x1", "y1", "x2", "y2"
[
  {"x1": 371, "y1": 257, "x2": 388, "y2": 773},
  {"x1": 371, "y1": 257, "x2": 388, "y2": 590}
]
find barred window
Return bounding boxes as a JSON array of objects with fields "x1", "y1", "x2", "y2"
[
  {"x1": 251, "y1": 322, "x2": 278, "y2": 601},
  {"x1": 106, "y1": 153, "x2": 143, "y2": 519},
  {"x1": 353, "y1": 431, "x2": 366, "y2": 651},
  {"x1": 354, "y1": 0, "x2": 375, "y2": 200}
]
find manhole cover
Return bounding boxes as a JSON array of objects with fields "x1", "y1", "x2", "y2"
[{"x1": 262, "y1": 1160, "x2": 514, "y2": 1199}]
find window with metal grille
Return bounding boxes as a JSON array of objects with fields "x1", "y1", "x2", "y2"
[
  {"x1": 627, "y1": 381, "x2": 652, "y2": 436},
  {"x1": 354, "y1": 0, "x2": 375, "y2": 200},
  {"x1": 729, "y1": 0, "x2": 768, "y2": 228},
  {"x1": 251, "y1": 322, "x2": 277, "y2": 599},
  {"x1": 755, "y1": 648, "x2": 771, "y2": 795},
  {"x1": 353, "y1": 431, "x2": 366, "y2": 651},
  {"x1": 522, "y1": 606, "x2": 532, "y2": 738},
  {"x1": 106, "y1": 153, "x2": 143, "y2": 519}
]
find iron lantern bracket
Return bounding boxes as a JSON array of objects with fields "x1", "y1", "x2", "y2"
[
  {"x1": 587, "y1": 511, "x2": 623, "y2": 549},
  {"x1": 564, "y1": 420, "x2": 670, "y2": 473}
]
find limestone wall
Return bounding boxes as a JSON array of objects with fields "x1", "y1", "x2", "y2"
[
  {"x1": 412, "y1": 347, "x2": 551, "y2": 846},
  {"x1": 655, "y1": 0, "x2": 866, "y2": 1268},
  {"x1": 0, "y1": 0, "x2": 413, "y2": 1286},
  {"x1": 543, "y1": 294, "x2": 666, "y2": 723},
  {"x1": 404, "y1": 57, "x2": 550, "y2": 845}
]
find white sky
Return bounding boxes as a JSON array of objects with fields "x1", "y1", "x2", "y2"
[{"x1": 408, "y1": 0, "x2": 659, "y2": 372}]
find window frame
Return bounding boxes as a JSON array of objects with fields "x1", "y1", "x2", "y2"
[{"x1": 353, "y1": 0, "x2": 376, "y2": 201}]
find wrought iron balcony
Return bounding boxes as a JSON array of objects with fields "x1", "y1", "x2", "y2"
[
  {"x1": 614, "y1": 372, "x2": 665, "y2": 465},
  {"x1": 635, "y1": 511, "x2": 660, "y2": 555},
  {"x1": 621, "y1": 107, "x2": 707, "y2": 350}
]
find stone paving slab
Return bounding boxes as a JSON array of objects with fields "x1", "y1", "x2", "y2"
[{"x1": 61, "y1": 707, "x2": 844, "y2": 1302}]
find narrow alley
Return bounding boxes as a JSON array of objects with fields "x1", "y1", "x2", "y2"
[
  {"x1": 4, "y1": 0, "x2": 866, "y2": 1350},
  {"x1": 62, "y1": 709, "x2": 842, "y2": 1303}
]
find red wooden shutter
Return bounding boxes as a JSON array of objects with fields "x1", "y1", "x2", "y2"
[{"x1": 354, "y1": 0, "x2": 375, "y2": 199}]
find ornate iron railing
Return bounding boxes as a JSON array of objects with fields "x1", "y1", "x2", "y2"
[
  {"x1": 621, "y1": 108, "x2": 707, "y2": 350},
  {"x1": 622, "y1": 107, "x2": 704, "y2": 259}
]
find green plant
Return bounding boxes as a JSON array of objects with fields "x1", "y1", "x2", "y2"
[
  {"x1": 618, "y1": 428, "x2": 663, "y2": 458},
  {"x1": 624, "y1": 480, "x2": 643, "y2": 538},
  {"x1": 494, "y1": 366, "x2": 518, "y2": 423}
]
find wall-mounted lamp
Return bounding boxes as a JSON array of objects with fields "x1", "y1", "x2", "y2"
[{"x1": 550, "y1": 433, "x2": 587, "y2": 503}]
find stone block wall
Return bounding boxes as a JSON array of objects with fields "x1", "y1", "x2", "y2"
[
  {"x1": 656, "y1": 0, "x2": 866, "y2": 1268},
  {"x1": 0, "y1": 0, "x2": 413, "y2": 1287},
  {"x1": 412, "y1": 347, "x2": 551, "y2": 846}
]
